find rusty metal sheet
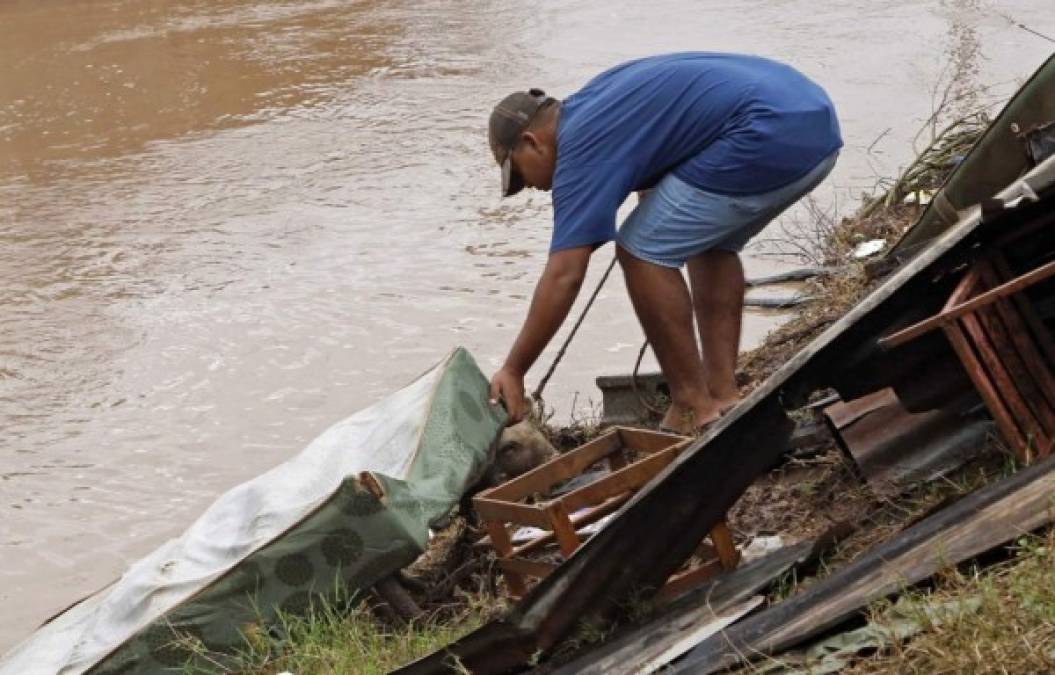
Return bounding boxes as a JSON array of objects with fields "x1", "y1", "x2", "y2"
[{"x1": 824, "y1": 388, "x2": 991, "y2": 489}]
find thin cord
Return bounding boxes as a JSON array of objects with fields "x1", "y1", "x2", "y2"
[{"x1": 532, "y1": 255, "x2": 618, "y2": 407}]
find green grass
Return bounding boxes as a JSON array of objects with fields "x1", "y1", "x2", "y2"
[
  {"x1": 845, "y1": 529, "x2": 1055, "y2": 673},
  {"x1": 177, "y1": 598, "x2": 490, "y2": 675}
]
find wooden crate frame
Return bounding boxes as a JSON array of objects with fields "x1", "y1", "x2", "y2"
[
  {"x1": 881, "y1": 254, "x2": 1055, "y2": 463},
  {"x1": 473, "y1": 426, "x2": 739, "y2": 598}
]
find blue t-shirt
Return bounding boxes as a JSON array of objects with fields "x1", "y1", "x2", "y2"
[{"x1": 550, "y1": 52, "x2": 842, "y2": 252}]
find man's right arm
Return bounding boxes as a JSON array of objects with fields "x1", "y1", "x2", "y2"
[{"x1": 490, "y1": 245, "x2": 592, "y2": 423}]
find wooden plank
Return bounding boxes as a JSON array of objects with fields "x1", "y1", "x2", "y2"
[
  {"x1": 475, "y1": 494, "x2": 633, "y2": 556},
  {"x1": 710, "y1": 523, "x2": 740, "y2": 570},
  {"x1": 547, "y1": 501, "x2": 582, "y2": 558},
  {"x1": 472, "y1": 497, "x2": 551, "y2": 529},
  {"x1": 545, "y1": 536, "x2": 835, "y2": 675},
  {"x1": 485, "y1": 521, "x2": 526, "y2": 597},
  {"x1": 943, "y1": 322, "x2": 1029, "y2": 457},
  {"x1": 559, "y1": 444, "x2": 684, "y2": 514},
  {"x1": 480, "y1": 431, "x2": 621, "y2": 501},
  {"x1": 879, "y1": 259, "x2": 1055, "y2": 349},
  {"x1": 979, "y1": 260, "x2": 1055, "y2": 417},
  {"x1": 616, "y1": 426, "x2": 690, "y2": 455},
  {"x1": 975, "y1": 300, "x2": 1055, "y2": 438},
  {"x1": 655, "y1": 560, "x2": 724, "y2": 604},
  {"x1": 499, "y1": 558, "x2": 558, "y2": 580},
  {"x1": 960, "y1": 311, "x2": 1048, "y2": 454},
  {"x1": 993, "y1": 253, "x2": 1055, "y2": 367},
  {"x1": 674, "y1": 454, "x2": 1055, "y2": 675}
]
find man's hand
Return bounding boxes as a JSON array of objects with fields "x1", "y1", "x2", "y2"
[
  {"x1": 489, "y1": 367, "x2": 527, "y2": 424},
  {"x1": 491, "y1": 245, "x2": 592, "y2": 426}
]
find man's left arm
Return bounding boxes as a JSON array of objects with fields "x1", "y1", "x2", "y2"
[{"x1": 489, "y1": 245, "x2": 592, "y2": 423}]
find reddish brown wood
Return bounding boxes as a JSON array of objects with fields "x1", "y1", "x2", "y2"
[
  {"x1": 976, "y1": 301, "x2": 1055, "y2": 437},
  {"x1": 880, "y1": 261, "x2": 1055, "y2": 349},
  {"x1": 498, "y1": 558, "x2": 558, "y2": 580},
  {"x1": 618, "y1": 427, "x2": 690, "y2": 455},
  {"x1": 979, "y1": 260, "x2": 1055, "y2": 414},
  {"x1": 547, "y1": 501, "x2": 582, "y2": 558},
  {"x1": 943, "y1": 321, "x2": 1029, "y2": 457},
  {"x1": 473, "y1": 426, "x2": 737, "y2": 598},
  {"x1": 485, "y1": 521, "x2": 526, "y2": 596},
  {"x1": 710, "y1": 523, "x2": 741, "y2": 570},
  {"x1": 961, "y1": 310, "x2": 1049, "y2": 455},
  {"x1": 472, "y1": 497, "x2": 552, "y2": 528},
  {"x1": 655, "y1": 559, "x2": 725, "y2": 604},
  {"x1": 992, "y1": 253, "x2": 1055, "y2": 368}
]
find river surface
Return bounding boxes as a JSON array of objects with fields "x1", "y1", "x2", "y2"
[{"x1": 1, "y1": 0, "x2": 1052, "y2": 652}]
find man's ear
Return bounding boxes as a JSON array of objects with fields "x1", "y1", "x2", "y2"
[{"x1": 520, "y1": 130, "x2": 543, "y2": 154}]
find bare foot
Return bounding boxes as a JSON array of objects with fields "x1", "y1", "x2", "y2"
[
  {"x1": 714, "y1": 397, "x2": 740, "y2": 417},
  {"x1": 659, "y1": 401, "x2": 722, "y2": 435}
]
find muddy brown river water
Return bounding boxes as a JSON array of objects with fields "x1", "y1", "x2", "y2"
[{"x1": 1, "y1": 0, "x2": 1052, "y2": 653}]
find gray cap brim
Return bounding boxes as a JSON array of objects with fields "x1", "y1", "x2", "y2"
[{"x1": 501, "y1": 155, "x2": 525, "y2": 197}]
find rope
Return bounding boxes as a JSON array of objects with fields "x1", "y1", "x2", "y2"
[
  {"x1": 631, "y1": 338, "x2": 665, "y2": 417},
  {"x1": 531, "y1": 255, "x2": 618, "y2": 409}
]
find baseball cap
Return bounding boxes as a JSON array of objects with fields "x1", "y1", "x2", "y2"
[{"x1": 488, "y1": 88, "x2": 553, "y2": 197}]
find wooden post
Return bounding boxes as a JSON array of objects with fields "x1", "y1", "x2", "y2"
[
  {"x1": 485, "y1": 521, "x2": 526, "y2": 597},
  {"x1": 709, "y1": 523, "x2": 740, "y2": 570},
  {"x1": 547, "y1": 501, "x2": 582, "y2": 558}
]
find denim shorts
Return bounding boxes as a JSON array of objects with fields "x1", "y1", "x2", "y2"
[{"x1": 616, "y1": 151, "x2": 839, "y2": 268}]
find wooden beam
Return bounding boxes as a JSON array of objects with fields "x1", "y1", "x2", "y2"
[
  {"x1": 879, "y1": 259, "x2": 1055, "y2": 349},
  {"x1": 472, "y1": 498, "x2": 551, "y2": 529},
  {"x1": 616, "y1": 427, "x2": 690, "y2": 455},
  {"x1": 499, "y1": 558, "x2": 558, "y2": 580},
  {"x1": 545, "y1": 536, "x2": 835, "y2": 675},
  {"x1": 547, "y1": 501, "x2": 582, "y2": 558},
  {"x1": 674, "y1": 454, "x2": 1055, "y2": 674}
]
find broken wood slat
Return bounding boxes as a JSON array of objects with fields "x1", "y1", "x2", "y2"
[
  {"x1": 546, "y1": 501, "x2": 581, "y2": 558},
  {"x1": 978, "y1": 260, "x2": 1055, "y2": 416},
  {"x1": 673, "y1": 453, "x2": 1055, "y2": 675},
  {"x1": 879, "y1": 258, "x2": 1055, "y2": 349},
  {"x1": 484, "y1": 521, "x2": 526, "y2": 597},
  {"x1": 993, "y1": 253, "x2": 1055, "y2": 367},
  {"x1": 943, "y1": 321, "x2": 1030, "y2": 455},
  {"x1": 475, "y1": 493, "x2": 632, "y2": 557},
  {"x1": 516, "y1": 494, "x2": 629, "y2": 558},
  {"x1": 655, "y1": 560, "x2": 725, "y2": 604},
  {"x1": 973, "y1": 298, "x2": 1055, "y2": 436},
  {"x1": 959, "y1": 310, "x2": 1050, "y2": 449},
  {"x1": 473, "y1": 498, "x2": 553, "y2": 529},
  {"x1": 476, "y1": 425, "x2": 735, "y2": 601},
  {"x1": 480, "y1": 432, "x2": 622, "y2": 501},
  {"x1": 545, "y1": 536, "x2": 836, "y2": 675},
  {"x1": 617, "y1": 427, "x2": 690, "y2": 455},
  {"x1": 710, "y1": 523, "x2": 740, "y2": 570},
  {"x1": 498, "y1": 558, "x2": 559, "y2": 580}
]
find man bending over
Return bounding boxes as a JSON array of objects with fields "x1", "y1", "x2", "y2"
[{"x1": 486, "y1": 52, "x2": 841, "y2": 433}]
